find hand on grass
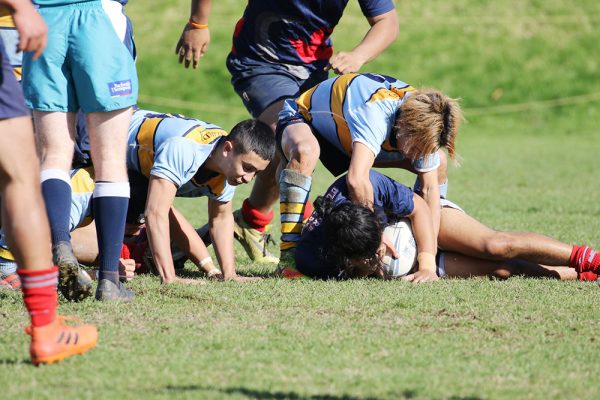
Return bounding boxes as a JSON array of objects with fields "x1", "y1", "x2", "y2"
[
  {"x1": 119, "y1": 258, "x2": 136, "y2": 282},
  {"x1": 401, "y1": 269, "x2": 439, "y2": 284}
]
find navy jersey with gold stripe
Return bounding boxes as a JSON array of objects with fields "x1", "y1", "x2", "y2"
[
  {"x1": 279, "y1": 73, "x2": 440, "y2": 172},
  {"x1": 126, "y1": 109, "x2": 236, "y2": 202}
]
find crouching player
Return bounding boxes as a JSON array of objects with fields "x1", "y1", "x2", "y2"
[
  {"x1": 295, "y1": 170, "x2": 600, "y2": 282},
  {"x1": 0, "y1": 167, "x2": 136, "y2": 292},
  {"x1": 126, "y1": 109, "x2": 274, "y2": 283},
  {"x1": 0, "y1": 0, "x2": 96, "y2": 364},
  {"x1": 276, "y1": 72, "x2": 462, "y2": 273}
]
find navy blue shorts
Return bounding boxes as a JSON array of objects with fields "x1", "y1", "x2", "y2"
[
  {"x1": 0, "y1": 38, "x2": 29, "y2": 119},
  {"x1": 226, "y1": 55, "x2": 328, "y2": 118}
]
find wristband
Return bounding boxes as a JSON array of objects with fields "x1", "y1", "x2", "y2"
[
  {"x1": 188, "y1": 20, "x2": 208, "y2": 29},
  {"x1": 199, "y1": 257, "x2": 213, "y2": 267},
  {"x1": 417, "y1": 252, "x2": 436, "y2": 272}
]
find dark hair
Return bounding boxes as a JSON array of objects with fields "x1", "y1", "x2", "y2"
[
  {"x1": 314, "y1": 196, "x2": 382, "y2": 278},
  {"x1": 228, "y1": 119, "x2": 276, "y2": 161}
]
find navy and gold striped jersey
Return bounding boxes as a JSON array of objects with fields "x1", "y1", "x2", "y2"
[
  {"x1": 279, "y1": 73, "x2": 440, "y2": 172},
  {"x1": 0, "y1": 167, "x2": 95, "y2": 262},
  {"x1": 0, "y1": 7, "x2": 21, "y2": 80},
  {"x1": 126, "y1": 109, "x2": 236, "y2": 202}
]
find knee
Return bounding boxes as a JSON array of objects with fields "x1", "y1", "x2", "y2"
[
  {"x1": 289, "y1": 137, "x2": 320, "y2": 174},
  {"x1": 483, "y1": 232, "x2": 516, "y2": 259}
]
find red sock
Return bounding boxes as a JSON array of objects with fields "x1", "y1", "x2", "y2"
[
  {"x1": 569, "y1": 245, "x2": 600, "y2": 274},
  {"x1": 241, "y1": 198, "x2": 274, "y2": 233},
  {"x1": 17, "y1": 266, "x2": 58, "y2": 328},
  {"x1": 578, "y1": 271, "x2": 598, "y2": 281},
  {"x1": 303, "y1": 199, "x2": 314, "y2": 221}
]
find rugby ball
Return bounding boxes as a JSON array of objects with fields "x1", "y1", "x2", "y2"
[{"x1": 382, "y1": 218, "x2": 417, "y2": 278}]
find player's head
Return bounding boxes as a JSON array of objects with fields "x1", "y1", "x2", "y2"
[
  {"x1": 219, "y1": 119, "x2": 276, "y2": 186},
  {"x1": 316, "y1": 197, "x2": 383, "y2": 278},
  {"x1": 394, "y1": 90, "x2": 462, "y2": 162}
]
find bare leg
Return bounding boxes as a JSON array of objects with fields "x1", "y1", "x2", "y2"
[
  {"x1": 442, "y1": 252, "x2": 576, "y2": 280},
  {"x1": 87, "y1": 108, "x2": 133, "y2": 300},
  {"x1": 0, "y1": 116, "x2": 52, "y2": 270},
  {"x1": 32, "y1": 111, "x2": 76, "y2": 170},
  {"x1": 439, "y1": 207, "x2": 573, "y2": 266},
  {"x1": 71, "y1": 222, "x2": 99, "y2": 265},
  {"x1": 246, "y1": 100, "x2": 285, "y2": 214}
]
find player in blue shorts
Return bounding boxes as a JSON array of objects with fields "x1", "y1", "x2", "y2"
[
  {"x1": 22, "y1": 0, "x2": 138, "y2": 301},
  {"x1": 294, "y1": 171, "x2": 600, "y2": 282},
  {"x1": 175, "y1": 0, "x2": 399, "y2": 263},
  {"x1": 125, "y1": 109, "x2": 275, "y2": 283},
  {"x1": 276, "y1": 72, "x2": 462, "y2": 273},
  {"x1": 0, "y1": 0, "x2": 97, "y2": 365}
]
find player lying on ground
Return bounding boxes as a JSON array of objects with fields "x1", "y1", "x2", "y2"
[
  {"x1": 0, "y1": 0, "x2": 96, "y2": 365},
  {"x1": 292, "y1": 170, "x2": 600, "y2": 282},
  {"x1": 125, "y1": 110, "x2": 275, "y2": 283},
  {"x1": 175, "y1": 0, "x2": 399, "y2": 265},
  {"x1": 276, "y1": 72, "x2": 462, "y2": 272}
]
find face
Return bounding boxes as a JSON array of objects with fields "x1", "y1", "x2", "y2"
[{"x1": 222, "y1": 144, "x2": 269, "y2": 186}]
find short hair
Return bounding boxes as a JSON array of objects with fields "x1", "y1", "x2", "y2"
[
  {"x1": 393, "y1": 89, "x2": 463, "y2": 162},
  {"x1": 228, "y1": 119, "x2": 276, "y2": 161},
  {"x1": 315, "y1": 197, "x2": 382, "y2": 277}
]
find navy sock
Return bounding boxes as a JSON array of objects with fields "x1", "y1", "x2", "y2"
[
  {"x1": 40, "y1": 170, "x2": 72, "y2": 244},
  {"x1": 93, "y1": 182, "x2": 129, "y2": 284}
]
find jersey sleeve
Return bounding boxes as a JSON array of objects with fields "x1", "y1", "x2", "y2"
[
  {"x1": 412, "y1": 152, "x2": 441, "y2": 173},
  {"x1": 358, "y1": 0, "x2": 395, "y2": 18},
  {"x1": 150, "y1": 138, "x2": 206, "y2": 187},
  {"x1": 370, "y1": 170, "x2": 414, "y2": 216},
  {"x1": 346, "y1": 100, "x2": 396, "y2": 158},
  {"x1": 209, "y1": 181, "x2": 236, "y2": 203}
]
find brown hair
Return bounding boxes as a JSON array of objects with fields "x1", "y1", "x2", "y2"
[{"x1": 393, "y1": 89, "x2": 462, "y2": 162}]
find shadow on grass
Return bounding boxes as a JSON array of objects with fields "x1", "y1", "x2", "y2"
[
  {"x1": 164, "y1": 385, "x2": 394, "y2": 399},
  {"x1": 0, "y1": 358, "x2": 30, "y2": 365}
]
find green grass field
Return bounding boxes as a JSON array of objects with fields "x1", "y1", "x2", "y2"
[{"x1": 2, "y1": 1, "x2": 600, "y2": 399}]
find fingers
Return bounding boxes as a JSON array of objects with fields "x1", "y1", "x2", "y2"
[{"x1": 175, "y1": 38, "x2": 183, "y2": 55}]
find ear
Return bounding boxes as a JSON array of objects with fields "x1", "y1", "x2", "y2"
[{"x1": 222, "y1": 140, "x2": 234, "y2": 157}]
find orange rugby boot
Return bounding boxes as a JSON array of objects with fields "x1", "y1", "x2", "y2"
[{"x1": 25, "y1": 315, "x2": 98, "y2": 365}]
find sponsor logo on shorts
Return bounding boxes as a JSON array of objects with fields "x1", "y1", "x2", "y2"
[{"x1": 108, "y1": 80, "x2": 133, "y2": 97}]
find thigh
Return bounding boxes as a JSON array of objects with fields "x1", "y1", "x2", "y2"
[
  {"x1": 438, "y1": 206, "x2": 499, "y2": 257},
  {"x1": 0, "y1": 116, "x2": 38, "y2": 183}
]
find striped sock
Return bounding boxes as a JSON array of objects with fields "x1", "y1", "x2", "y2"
[
  {"x1": 18, "y1": 266, "x2": 58, "y2": 328},
  {"x1": 570, "y1": 245, "x2": 600, "y2": 274},
  {"x1": 279, "y1": 169, "x2": 311, "y2": 253}
]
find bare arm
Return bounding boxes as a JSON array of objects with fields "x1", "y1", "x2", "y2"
[
  {"x1": 327, "y1": 9, "x2": 399, "y2": 74},
  {"x1": 402, "y1": 194, "x2": 439, "y2": 283},
  {"x1": 175, "y1": 0, "x2": 212, "y2": 69},
  {"x1": 3, "y1": 0, "x2": 47, "y2": 59},
  {"x1": 416, "y1": 170, "x2": 441, "y2": 238},
  {"x1": 347, "y1": 142, "x2": 376, "y2": 208},
  {"x1": 208, "y1": 198, "x2": 236, "y2": 279},
  {"x1": 169, "y1": 206, "x2": 217, "y2": 274},
  {"x1": 145, "y1": 176, "x2": 178, "y2": 283}
]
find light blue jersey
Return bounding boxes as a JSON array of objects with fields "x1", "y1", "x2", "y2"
[
  {"x1": 126, "y1": 109, "x2": 236, "y2": 202},
  {"x1": 279, "y1": 73, "x2": 440, "y2": 172}
]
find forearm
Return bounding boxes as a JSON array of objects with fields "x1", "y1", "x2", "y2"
[
  {"x1": 189, "y1": 0, "x2": 211, "y2": 24},
  {"x1": 210, "y1": 215, "x2": 236, "y2": 279},
  {"x1": 347, "y1": 176, "x2": 374, "y2": 209},
  {"x1": 146, "y1": 211, "x2": 177, "y2": 283},
  {"x1": 410, "y1": 197, "x2": 437, "y2": 265},
  {"x1": 421, "y1": 184, "x2": 441, "y2": 238},
  {"x1": 352, "y1": 11, "x2": 399, "y2": 64},
  {"x1": 169, "y1": 208, "x2": 212, "y2": 271}
]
